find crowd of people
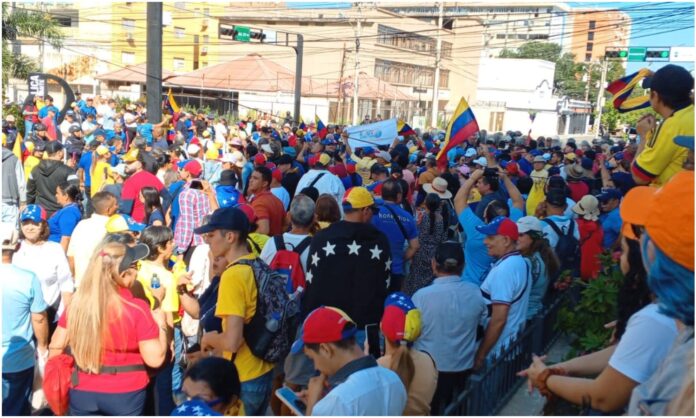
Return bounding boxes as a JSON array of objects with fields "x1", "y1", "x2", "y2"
[{"x1": 1, "y1": 63, "x2": 693, "y2": 416}]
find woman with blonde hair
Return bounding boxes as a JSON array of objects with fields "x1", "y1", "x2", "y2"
[
  {"x1": 378, "y1": 292, "x2": 438, "y2": 416},
  {"x1": 48, "y1": 241, "x2": 168, "y2": 415}
]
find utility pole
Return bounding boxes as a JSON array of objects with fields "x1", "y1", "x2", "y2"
[
  {"x1": 584, "y1": 62, "x2": 593, "y2": 102},
  {"x1": 337, "y1": 42, "x2": 347, "y2": 123},
  {"x1": 431, "y1": 2, "x2": 444, "y2": 129},
  {"x1": 594, "y1": 58, "x2": 609, "y2": 136},
  {"x1": 293, "y1": 34, "x2": 303, "y2": 124},
  {"x1": 146, "y1": 2, "x2": 163, "y2": 124},
  {"x1": 351, "y1": 14, "x2": 362, "y2": 125}
]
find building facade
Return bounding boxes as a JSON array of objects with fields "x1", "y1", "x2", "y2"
[{"x1": 568, "y1": 9, "x2": 631, "y2": 62}]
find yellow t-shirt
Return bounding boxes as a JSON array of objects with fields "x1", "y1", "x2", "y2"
[
  {"x1": 634, "y1": 104, "x2": 693, "y2": 185},
  {"x1": 215, "y1": 254, "x2": 274, "y2": 383},
  {"x1": 24, "y1": 156, "x2": 40, "y2": 184},
  {"x1": 91, "y1": 160, "x2": 114, "y2": 197},
  {"x1": 137, "y1": 260, "x2": 180, "y2": 321},
  {"x1": 247, "y1": 233, "x2": 269, "y2": 257}
]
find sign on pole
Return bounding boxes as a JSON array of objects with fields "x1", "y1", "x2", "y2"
[
  {"x1": 628, "y1": 47, "x2": 647, "y2": 62},
  {"x1": 235, "y1": 26, "x2": 251, "y2": 42},
  {"x1": 670, "y1": 47, "x2": 695, "y2": 62}
]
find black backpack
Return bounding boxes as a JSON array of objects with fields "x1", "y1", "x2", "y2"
[
  {"x1": 232, "y1": 258, "x2": 301, "y2": 363},
  {"x1": 542, "y1": 218, "x2": 579, "y2": 274}
]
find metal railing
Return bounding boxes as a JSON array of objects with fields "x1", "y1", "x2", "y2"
[{"x1": 443, "y1": 292, "x2": 569, "y2": 416}]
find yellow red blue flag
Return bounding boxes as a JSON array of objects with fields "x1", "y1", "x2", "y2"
[
  {"x1": 606, "y1": 68, "x2": 653, "y2": 113},
  {"x1": 436, "y1": 97, "x2": 480, "y2": 169}
]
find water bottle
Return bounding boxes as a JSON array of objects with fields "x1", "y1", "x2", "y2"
[
  {"x1": 253, "y1": 312, "x2": 281, "y2": 354},
  {"x1": 151, "y1": 273, "x2": 161, "y2": 289}
]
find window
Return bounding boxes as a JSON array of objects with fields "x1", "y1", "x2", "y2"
[
  {"x1": 586, "y1": 42, "x2": 593, "y2": 52},
  {"x1": 122, "y1": 51, "x2": 135, "y2": 65},
  {"x1": 203, "y1": 8, "x2": 210, "y2": 16},
  {"x1": 588, "y1": 20, "x2": 596, "y2": 30},
  {"x1": 203, "y1": 35, "x2": 209, "y2": 44},
  {"x1": 173, "y1": 57, "x2": 185, "y2": 71},
  {"x1": 585, "y1": 53, "x2": 592, "y2": 62},
  {"x1": 376, "y1": 24, "x2": 452, "y2": 58},
  {"x1": 53, "y1": 9, "x2": 78, "y2": 27},
  {"x1": 174, "y1": 27, "x2": 185, "y2": 39},
  {"x1": 496, "y1": 33, "x2": 506, "y2": 39},
  {"x1": 587, "y1": 32, "x2": 594, "y2": 41},
  {"x1": 374, "y1": 59, "x2": 449, "y2": 89},
  {"x1": 122, "y1": 18, "x2": 135, "y2": 32},
  {"x1": 529, "y1": 34, "x2": 549, "y2": 40}
]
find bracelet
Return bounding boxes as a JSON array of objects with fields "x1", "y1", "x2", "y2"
[{"x1": 535, "y1": 367, "x2": 568, "y2": 399}]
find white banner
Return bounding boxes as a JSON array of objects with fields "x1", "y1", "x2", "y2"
[{"x1": 346, "y1": 118, "x2": 398, "y2": 149}]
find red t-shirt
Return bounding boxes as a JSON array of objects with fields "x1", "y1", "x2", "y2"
[
  {"x1": 567, "y1": 181, "x2": 590, "y2": 203},
  {"x1": 250, "y1": 190, "x2": 286, "y2": 236},
  {"x1": 121, "y1": 170, "x2": 164, "y2": 223},
  {"x1": 24, "y1": 105, "x2": 39, "y2": 123},
  {"x1": 57, "y1": 287, "x2": 158, "y2": 393}
]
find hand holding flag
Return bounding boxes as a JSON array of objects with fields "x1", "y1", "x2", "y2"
[
  {"x1": 606, "y1": 68, "x2": 653, "y2": 113},
  {"x1": 436, "y1": 97, "x2": 480, "y2": 170}
]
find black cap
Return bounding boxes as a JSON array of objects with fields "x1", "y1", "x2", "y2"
[
  {"x1": 218, "y1": 170, "x2": 237, "y2": 186},
  {"x1": 69, "y1": 125, "x2": 82, "y2": 134},
  {"x1": 547, "y1": 176, "x2": 566, "y2": 191},
  {"x1": 370, "y1": 163, "x2": 388, "y2": 175},
  {"x1": 118, "y1": 243, "x2": 150, "y2": 274},
  {"x1": 34, "y1": 123, "x2": 47, "y2": 131},
  {"x1": 434, "y1": 241, "x2": 464, "y2": 269},
  {"x1": 45, "y1": 141, "x2": 64, "y2": 155},
  {"x1": 643, "y1": 64, "x2": 694, "y2": 101},
  {"x1": 193, "y1": 207, "x2": 249, "y2": 235},
  {"x1": 276, "y1": 154, "x2": 293, "y2": 166},
  {"x1": 546, "y1": 189, "x2": 567, "y2": 207}
]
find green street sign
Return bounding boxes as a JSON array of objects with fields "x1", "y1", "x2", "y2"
[
  {"x1": 628, "y1": 47, "x2": 646, "y2": 62},
  {"x1": 235, "y1": 26, "x2": 250, "y2": 42}
]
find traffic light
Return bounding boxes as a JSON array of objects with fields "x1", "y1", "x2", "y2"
[
  {"x1": 219, "y1": 24, "x2": 236, "y2": 39},
  {"x1": 605, "y1": 48, "x2": 629, "y2": 60},
  {"x1": 646, "y1": 47, "x2": 670, "y2": 62},
  {"x1": 249, "y1": 30, "x2": 267, "y2": 42}
]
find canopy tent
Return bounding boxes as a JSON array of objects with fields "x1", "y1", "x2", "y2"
[{"x1": 95, "y1": 63, "x2": 174, "y2": 84}]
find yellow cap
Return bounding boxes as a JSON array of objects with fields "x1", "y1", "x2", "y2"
[
  {"x1": 205, "y1": 147, "x2": 219, "y2": 160},
  {"x1": 342, "y1": 187, "x2": 376, "y2": 210},
  {"x1": 96, "y1": 145, "x2": 110, "y2": 156}
]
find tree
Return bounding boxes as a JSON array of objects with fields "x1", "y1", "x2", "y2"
[{"x1": 2, "y1": 3, "x2": 64, "y2": 85}]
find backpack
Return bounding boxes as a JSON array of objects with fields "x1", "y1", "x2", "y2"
[
  {"x1": 542, "y1": 218, "x2": 579, "y2": 274},
  {"x1": 268, "y1": 235, "x2": 312, "y2": 293},
  {"x1": 233, "y1": 258, "x2": 301, "y2": 363}
]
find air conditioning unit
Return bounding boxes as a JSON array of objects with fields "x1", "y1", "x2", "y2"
[
  {"x1": 202, "y1": 18, "x2": 209, "y2": 29},
  {"x1": 201, "y1": 46, "x2": 208, "y2": 55}
]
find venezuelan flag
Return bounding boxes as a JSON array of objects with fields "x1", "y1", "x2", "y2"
[
  {"x1": 436, "y1": 97, "x2": 480, "y2": 169},
  {"x1": 299, "y1": 117, "x2": 307, "y2": 131},
  {"x1": 12, "y1": 131, "x2": 23, "y2": 161},
  {"x1": 397, "y1": 119, "x2": 416, "y2": 136},
  {"x1": 164, "y1": 89, "x2": 180, "y2": 115},
  {"x1": 606, "y1": 68, "x2": 652, "y2": 113},
  {"x1": 315, "y1": 115, "x2": 327, "y2": 139}
]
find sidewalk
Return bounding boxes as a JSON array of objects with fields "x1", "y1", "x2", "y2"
[{"x1": 497, "y1": 334, "x2": 573, "y2": 416}]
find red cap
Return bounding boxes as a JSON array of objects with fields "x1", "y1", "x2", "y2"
[
  {"x1": 254, "y1": 154, "x2": 267, "y2": 166},
  {"x1": 183, "y1": 160, "x2": 202, "y2": 178},
  {"x1": 575, "y1": 149, "x2": 584, "y2": 157},
  {"x1": 346, "y1": 163, "x2": 356, "y2": 174},
  {"x1": 236, "y1": 203, "x2": 258, "y2": 223},
  {"x1": 288, "y1": 135, "x2": 298, "y2": 147},
  {"x1": 291, "y1": 307, "x2": 357, "y2": 353},
  {"x1": 308, "y1": 155, "x2": 319, "y2": 167},
  {"x1": 265, "y1": 162, "x2": 277, "y2": 170},
  {"x1": 271, "y1": 168, "x2": 283, "y2": 182},
  {"x1": 190, "y1": 137, "x2": 201, "y2": 146}
]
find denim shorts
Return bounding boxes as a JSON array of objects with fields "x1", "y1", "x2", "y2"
[{"x1": 240, "y1": 370, "x2": 274, "y2": 416}]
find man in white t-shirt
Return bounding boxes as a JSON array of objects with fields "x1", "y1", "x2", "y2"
[
  {"x1": 294, "y1": 153, "x2": 346, "y2": 209},
  {"x1": 259, "y1": 194, "x2": 313, "y2": 273},
  {"x1": 541, "y1": 189, "x2": 580, "y2": 248},
  {"x1": 66, "y1": 191, "x2": 118, "y2": 287},
  {"x1": 474, "y1": 216, "x2": 531, "y2": 369}
]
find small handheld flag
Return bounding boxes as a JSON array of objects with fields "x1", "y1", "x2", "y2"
[
  {"x1": 606, "y1": 68, "x2": 653, "y2": 113},
  {"x1": 436, "y1": 97, "x2": 480, "y2": 170},
  {"x1": 397, "y1": 119, "x2": 416, "y2": 136},
  {"x1": 315, "y1": 115, "x2": 327, "y2": 139},
  {"x1": 299, "y1": 117, "x2": 307, "y2": 131},
  {"x1": 164, "y1": 89, "x2": 180, "y2": 115}
]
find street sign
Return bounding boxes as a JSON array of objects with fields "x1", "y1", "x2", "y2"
[
  {"x1": 646, "y1": 47, "x2": 670, "y2": 62},
  {"x1": 628, "y1": 47, "x2": 646, "y2": 62},
  {"x1": 235, "y1": 26, "x2": 250, "y2": 42},
  {"x1": 670, "y1": 47, "x2": 695, "y2": 62}
]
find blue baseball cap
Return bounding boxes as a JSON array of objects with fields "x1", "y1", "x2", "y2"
[
  {"x1": 93, "y1": 129, "x2": 107, "y2": 138},
  {"x1": 282, "y1": 146, "x2": 297, "y2": 158},
  {"x1": 193, "y1": 206, "x2": 249, "y2": 235},
  {"x1": 596, "y1": 188, "x2": 622, "y2": 202},
  {"x1": 475, "y1": 216, "x2": 519, "y2": 240},
  {"x1": 362, "y1": 146, "x2": 375, "y2": 156},
  {"x1": 548, "y1": 166, "x2": 561, "y2": 176},
  {"x1": 20, "y1": 204, "x2": 47, "y2": 223},
  {"x1": 614, "y1": 152, "x2": 624, "y2": 161},
  {"x1": 321, "y1": 138, "x2": 337, "y2": 146},
  {"x1": 530, "y1": 149, "x2": 543, "y2": 157},
  {"x1": 177, "y1": 159, "x2": 190, "y2": 170}
]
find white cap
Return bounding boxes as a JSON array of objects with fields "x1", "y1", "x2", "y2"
[
  {"x1": 261, "y1": 143, "x2": 273, "y2": 154},
  {"x1": 187, "y1": 144, "x2": 201, "y2": 155},
  {"x1": 464, "y1": 148, "x2": 477, "y2": 158},
  {"x1": 473, "y1": 157, "x2": 488, "y2": 167},
  {"x1": 376, "y1": 150, "x2": 392, "y2": 162},
  {"x1": 517, "y1": 216, "x2": 544, "y2": 234}
]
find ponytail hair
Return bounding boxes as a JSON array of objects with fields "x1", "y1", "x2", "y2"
[
  {"x1": 58, "y1": 181, "x2": 84, "y2": 215},
  {"x1": 388, "y1": 343, "x2": 416, "y2": 392}
]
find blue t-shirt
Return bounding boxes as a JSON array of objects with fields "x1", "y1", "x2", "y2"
[
  {"x1": 38, "y1": 105, "x2": 60, "y2": 121},
  {"x1": 600, "y1": 207, "x2": 622, "y2": 249},
  {"x1": 459, "y1": 206, "x2": 523, "y2": 285},
  {"x1": 78, "y1": 151, "x2": 93, "y2": 187},
  {"x1": 168, "y1": 180, "x2": 186, "y2": 230},
  {"x1": 137, "y1": 123, "x2": 154, "y2": 144},
  {"x1": 518, "y1": 158, "x2": 533, "y2": 176},
  {"x1": 371, "y1": 201, "x2": 418, "y2": 275},
  {"x1": 48, "y1": 204, "x2": 82, "y2": 243},
  {"x1": 148, "y1": 208, "x2": 165, "y2": 226},
  {"x1": 1, "y1": 264, "x2": 48, "y2": 373}
]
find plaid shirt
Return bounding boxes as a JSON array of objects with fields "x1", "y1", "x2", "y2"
[{"x1": 174, "y1": 183, "x2": 211, "y2": 253}]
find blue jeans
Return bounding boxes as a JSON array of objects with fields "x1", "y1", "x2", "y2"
[
  {"x1": 172, "y1": 326, "x2": 184, "y2": 396},
  {"x1": 69, "y1": 388, "x2": 146, "y2": 416},
  {"x1": 24, "y1": 121, "x2": 33, "y2": 137},
  {"x1": 2, "y1": 366, "x2": 34, "y2": 416},
  {"x1": 240, "y1": 370, "x2": 273, "y2": 416}
]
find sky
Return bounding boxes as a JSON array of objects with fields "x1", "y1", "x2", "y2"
[{"x1": 568, "y1": 1, "x2": 694, "y2": 73}]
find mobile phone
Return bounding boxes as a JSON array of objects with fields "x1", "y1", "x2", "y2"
[
  {"x1": 365, "y1": 323, "x2": 381, "y2": 359},
  {"x1": 186, "y1": 343, "x2": 201, "y2": 354},
  {"x1": 275, "y1": 387, "x2": 306, "y2": 416}
]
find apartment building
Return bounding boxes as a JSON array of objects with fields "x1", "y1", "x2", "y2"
[{"x1": 569, "y1": 9, "x2": 631, "y2": 62}]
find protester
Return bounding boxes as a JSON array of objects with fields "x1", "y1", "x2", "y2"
[
  {"x1": 48, "y1": 241, "x2": 168, "y2": 415},
  {"x1": 121, "y1": 150, "x2": 167, "y2": 223},
  {"x1": 2, "y1": 142, "x2": 26, "y2": 225},
  {"x1": 413, "y1": 241, "x2": 487, "y2": 414},
  {"x1": 404, "y1": 193, "x2": 447, "y2": 296},
  {"x1": 2, "y1": 225, "x2": 49, "y2": 416},
  {"x1": 14, "y1": 205, "x2": 74, "y2": 333},
  {"x1": 259, "y1": 194, "x2": 314, "y2": 274},
  {"x1": 27, "y1": 141, "x2": 74, "y2": 217},
  {"x1": 247, "y1": 166, "x2": 286, "y2": 236},
  {"x1": 47, "y1": 181, "x2": 83, "y2": 251},
  {"x1": 516, "y1": 216, "x2": 559, "y2": 319},
  {"x1": 141, "y1": 186, "x2": 165, "y2": 226},
  {"x1": 378, "y1": 292, "x2": 438, "y2": 415},
  {"x1": 292, "y1": 306, "x2": 407, "y2": 415},
  {"x1": 174, "y1": 160, "x2": 213, "y2": 264},
  {"x1": 571, "y1": 195, "x2": 604, "y2": 280},
  {"x1": 294, "y1": 153, "x2": 346, "y2": 207},
  {"x1": 176, "y1": 357, "x2": 244, "y2": 416},
  {"x1": 597, "y1": 188, "x2": 622, "y2": 250},
  {"x1": 314, "y1": 193, "x2": 340, "y2": 229}
]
